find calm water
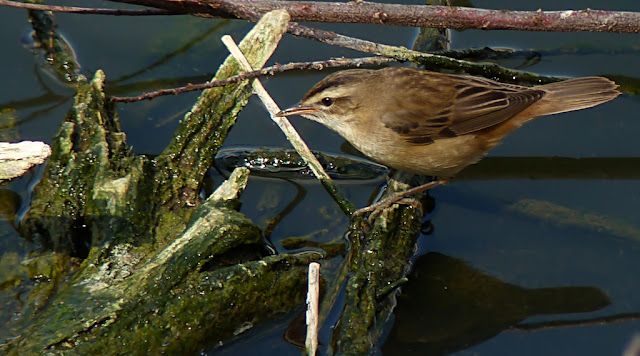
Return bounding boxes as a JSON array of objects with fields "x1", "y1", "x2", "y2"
[{"x1": 1, "y1": 0, "x2": 639, "y2": 354}]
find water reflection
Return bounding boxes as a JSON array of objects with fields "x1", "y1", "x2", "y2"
[{"x1": 382, "y1": 252, "x2": 610, "y2": 355}]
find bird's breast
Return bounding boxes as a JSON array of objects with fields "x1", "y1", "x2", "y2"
[{"x1": 348, "y1": 130, "x2": 492, "y2": 177}]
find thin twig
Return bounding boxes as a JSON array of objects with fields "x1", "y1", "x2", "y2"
[
  {"x1": 110, "y1": 56, "x2": 394, "y2": 103},
  {"x1": 305, "y1": 262, "x2": 320, "y2": 356},
  {"x1": 286, "y1": 23, "x2": 565, "y2": 85},
  {"x1": 0, "y1": 0, "x2": 173, "y2": 15}
]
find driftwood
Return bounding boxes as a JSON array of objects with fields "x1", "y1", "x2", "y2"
[{"x1": 0, "y1": 141, "x2": 51, "y2": 183}]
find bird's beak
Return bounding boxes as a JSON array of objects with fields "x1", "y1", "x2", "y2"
[{"x1": 276, "y1": 103, "x2": 318, "y2": 117}]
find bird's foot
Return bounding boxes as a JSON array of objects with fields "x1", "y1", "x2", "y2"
[{"x1": 352, "y1": 179, "x2": 445, "y2": 224}]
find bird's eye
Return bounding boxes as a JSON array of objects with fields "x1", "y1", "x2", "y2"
[{"x1": 321, "y1": 97, "x2": 334, "y2": 106}]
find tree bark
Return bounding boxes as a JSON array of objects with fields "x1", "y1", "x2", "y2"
[{"x1": 112, "y1": 0, "x2": 640, "y2": 33}]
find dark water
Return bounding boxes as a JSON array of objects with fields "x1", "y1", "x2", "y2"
[{"x1": 1, "y1": 0, "x2": 639, "y2": 354}]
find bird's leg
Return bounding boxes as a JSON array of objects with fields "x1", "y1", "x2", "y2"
[
  {"x1": 352, "y1": 179, "x2": 447, "y2": 223},
  {"x1": 385, "y1": 168, "x2": 397, "y2": 180}
]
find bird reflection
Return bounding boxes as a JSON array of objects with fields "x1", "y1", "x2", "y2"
[{"x1": 382, "y1": 252, "x2": 610, "y2": 355}]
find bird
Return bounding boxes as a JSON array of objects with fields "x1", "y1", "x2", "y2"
[{"x1": 277, "y1": 66, "x2": 620, "y2": 216}]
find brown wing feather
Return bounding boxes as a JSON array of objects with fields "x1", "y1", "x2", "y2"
[
  {"x1": 379, "y1": 69, "x2": 545, "y2": 145},
  {"x1": 448, "y1": 88, "x2": 545, "y2": 135}
]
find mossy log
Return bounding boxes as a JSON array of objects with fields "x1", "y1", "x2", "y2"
[
  {"x1": 329, "y1": 173, "x2": 430, "y2": 354},
  {"x1": 3, "y1": 10, "x2": 324, "y2": 354}
]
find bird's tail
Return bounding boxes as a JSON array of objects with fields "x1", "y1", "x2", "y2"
[{"x1": 529, "y1": 76, "x2": 620, "y2": 117}]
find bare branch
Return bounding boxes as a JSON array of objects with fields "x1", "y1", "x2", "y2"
[
  {"x1": 4, "y1": 0, "x2": 639, "y2": 32},
  {"x1": 110, "y1": 0, "x2": 640, "y2": 33}
]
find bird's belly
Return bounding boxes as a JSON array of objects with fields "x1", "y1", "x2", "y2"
[{"x1": 353, "y1": 134, "x2": 490, "y2": 177}]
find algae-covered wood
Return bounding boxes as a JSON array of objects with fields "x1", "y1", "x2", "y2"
[{"x1": 3, "y1": 11, "x2": 324, "y2": 355}]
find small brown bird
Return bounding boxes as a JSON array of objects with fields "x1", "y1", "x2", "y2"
[
  {"x1": 277, "y1": 67, "x2": 620, "y2": 216},
  {"x1": 278, "y1": 67, "x2": 620, "y2": 178}
]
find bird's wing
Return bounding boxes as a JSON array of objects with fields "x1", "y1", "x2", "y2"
[{"x1": 380, "y1": 75, "x2": 545, "y2": 145}]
